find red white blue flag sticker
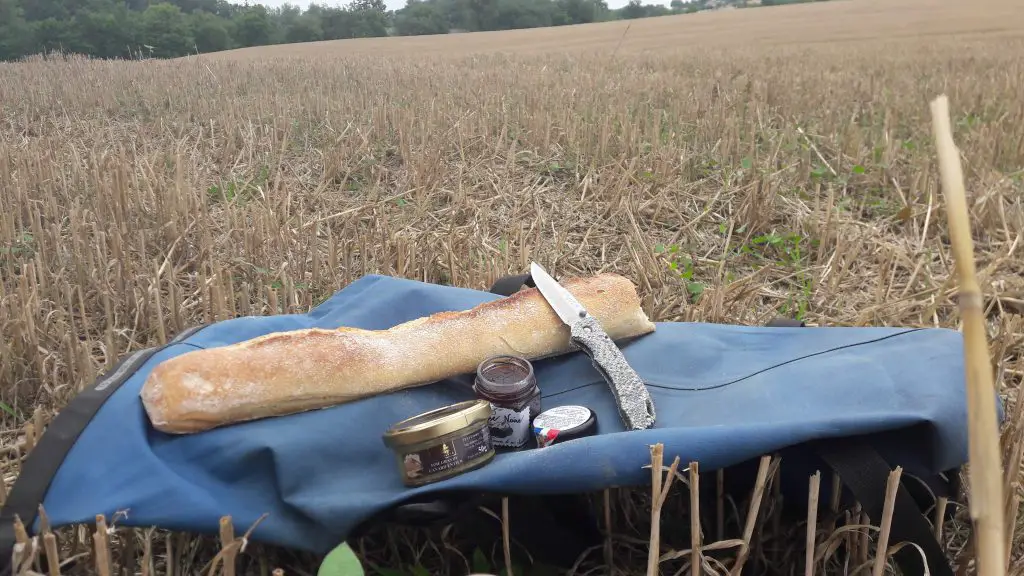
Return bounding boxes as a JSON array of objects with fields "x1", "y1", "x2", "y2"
[
  {"x1": 532, "y1": 405, "x2": 595, "y2": 448},
  {"x1": 534, "y1": 427, "x2": 560, "y2": 447}
]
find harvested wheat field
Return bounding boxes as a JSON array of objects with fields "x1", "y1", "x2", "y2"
[{"x1": 2, "y1": 0, "x2": 1024, "y2": 573}]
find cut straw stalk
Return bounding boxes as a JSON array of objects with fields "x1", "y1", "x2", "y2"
[
  {"x1": 690, "y1": 462, "x2": 702, "y2": 576},
  {"x1": 94, "y1": 514, "x2": 112, "y2": 576},
  {"x1": 934, "y1": 497, "x2": 949, "y2": 541},
  {"x1": 647, "y1": 443, "x2": 663, "y2": 576},
  {"x1": 872, "y1": 467, "x2": 902, "y2": 576},
  {"x1": 731, "y1": 455, "x2": 773, "y2": 576},
  {"x1": 647, "y1": 443, "x2": 681, "y2": 576},
  {"x1": 930, "y1": 94, "x2": 1007, "y2": 576},
  {"x1": 806, "y1": 471, "x2": 821, "y2": 576},
  {"x1": 502, "y1": 497, "x2": 513, "y2": 576},
  {"x1": 38, "y1": 506, "x2": 57, "y2": 576},
  {"x1": 12, "y1": 515, "x2": 34, "y2": 575},
  {"x1": 44, "y1": 532, "x2": 60, "y2": 576},
  {"x1": 220, "y1": 516, "x2": 237, "y2": 576}
]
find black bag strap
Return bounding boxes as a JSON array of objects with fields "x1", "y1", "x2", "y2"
[{"x1": 812, "y1": 439, "x2": 954, "y2": 576}]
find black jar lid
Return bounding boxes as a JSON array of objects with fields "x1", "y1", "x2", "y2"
[{"x1": 532, "y1": 405, "x2": 597, "y2": 448}]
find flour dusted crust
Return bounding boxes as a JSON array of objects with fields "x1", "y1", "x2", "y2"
[{"x1": 140, "y1": 273, "x2": 656, "y2": 434}]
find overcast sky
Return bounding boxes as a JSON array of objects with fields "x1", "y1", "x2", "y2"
[{"x1": 243, "y1": 0, "x2": 674, "y2": 13}]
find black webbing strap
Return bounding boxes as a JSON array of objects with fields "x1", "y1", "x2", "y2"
[
  {"x1": 0, "y1": 325, "x2": 207, "y2": 575},
  {"x1": 813, "y1": 439, "x2": 954, "y2": 576}
]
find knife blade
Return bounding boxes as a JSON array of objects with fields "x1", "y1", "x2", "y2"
[{"x1": 530, "y1": 262, "x2": 656, "y2": 430}]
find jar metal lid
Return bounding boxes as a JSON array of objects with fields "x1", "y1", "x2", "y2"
[
  {"x1": 383, "y1": 399, "x2": 492, "y2": 448},
  {"x1": 475, "y1": 355, "x2": 535, "y2": 392}
]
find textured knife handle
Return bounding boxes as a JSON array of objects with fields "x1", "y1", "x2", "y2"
[{"x1": 570, "y1": 315, "x2": 656, "y2": 430}]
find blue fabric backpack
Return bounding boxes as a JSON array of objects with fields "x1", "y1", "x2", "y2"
[{"x1": 0, "y1": 272, "x2": 988, "y2": 576}]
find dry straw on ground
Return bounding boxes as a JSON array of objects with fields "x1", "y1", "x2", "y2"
[{"x1": 2, "y1": 0, "x2": 1024, "y2": 573}]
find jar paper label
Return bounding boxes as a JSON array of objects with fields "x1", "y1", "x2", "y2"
[
  {"x1": 403, "y1": 426, "x2": 491, "y2": 481},
  {"x1": 488, "y1": 404, "x2": 532, "y2": 448}
]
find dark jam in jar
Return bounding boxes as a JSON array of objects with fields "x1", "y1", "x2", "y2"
[{"x1": 473, "y1": 355, "x2": 541, "y2": 450}]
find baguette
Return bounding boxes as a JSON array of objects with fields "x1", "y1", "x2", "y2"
[{"x1": 140, "y1": 273, "x2": 656, "y2": 434}]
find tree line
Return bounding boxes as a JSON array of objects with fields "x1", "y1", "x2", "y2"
[{"x1": 0, "y1": 0, "x2": 822, "y2": 62}]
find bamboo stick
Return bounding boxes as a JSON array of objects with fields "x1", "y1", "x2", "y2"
[{"x1": 929, "y1": 94, "x2": 1007, "y2": 576}]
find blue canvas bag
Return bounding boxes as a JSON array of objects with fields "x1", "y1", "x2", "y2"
[{"x1": 0, "y1": 272, "x2": 986, "y2": 576}]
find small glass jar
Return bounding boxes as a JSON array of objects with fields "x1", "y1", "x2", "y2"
[
  {"x1": 382, "y1": 399, "x2": 495, "y2": 487},
  {"x1": 473, "y1": 355, "x2": 541, "y2": 450}
]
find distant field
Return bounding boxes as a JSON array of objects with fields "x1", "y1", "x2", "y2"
[
  {"x1": 2, "y1": 0, "x2": 1023, "y2": 573},
  {"x1": 200, "y1": 0, "x2": 1024, "y2": 58}
]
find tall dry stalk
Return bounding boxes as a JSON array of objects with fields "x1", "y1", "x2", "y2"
[{"x1": 930, "y1": 94, "x2": 1008, "y2": 576}]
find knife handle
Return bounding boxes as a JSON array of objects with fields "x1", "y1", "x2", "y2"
[{"x1": 570, "y1": 315, "x2": 656, "y2": 430}]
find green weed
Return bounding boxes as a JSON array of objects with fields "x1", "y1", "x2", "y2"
[
  {"x1": 737, "y1": 231, "x2": 815, "y2": 321},
  {"x1": 655, "y1": 243, "x2": 705, "y2": 303},
  {"x1": 207, "y1": 165, "x2": 271, "y2": 204}
]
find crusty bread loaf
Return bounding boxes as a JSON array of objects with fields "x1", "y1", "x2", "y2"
[{"x1": 140, "y1": 273, "x2": 656, "y2": 434}]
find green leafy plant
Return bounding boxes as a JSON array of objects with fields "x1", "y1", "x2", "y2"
[
  {"x1": 472, "y1": 548, "x2": 491, "y2": 573},
  {"x1": 747, "y1": 232, "x2": 805, "y2": 266},
  {"x1": 735, "y1": 231, "x2": 815, "y2": 321},
  {"x1": 318, "y1": 542, "x2": 365, "y2": 576},
  {"x1": 655, "y1": 243, "x2": 704, "y2": 302},
  {"x1": 207, "y1": 165, "x2": 271, "y2": 204},
  {"x1": 0, "y1": 232, "x2": 35, "y2": 259}
]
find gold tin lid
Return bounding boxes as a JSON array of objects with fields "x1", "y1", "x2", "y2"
[{"x1": 383, "y1": 399, "x2": 492, "y2": 448}]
